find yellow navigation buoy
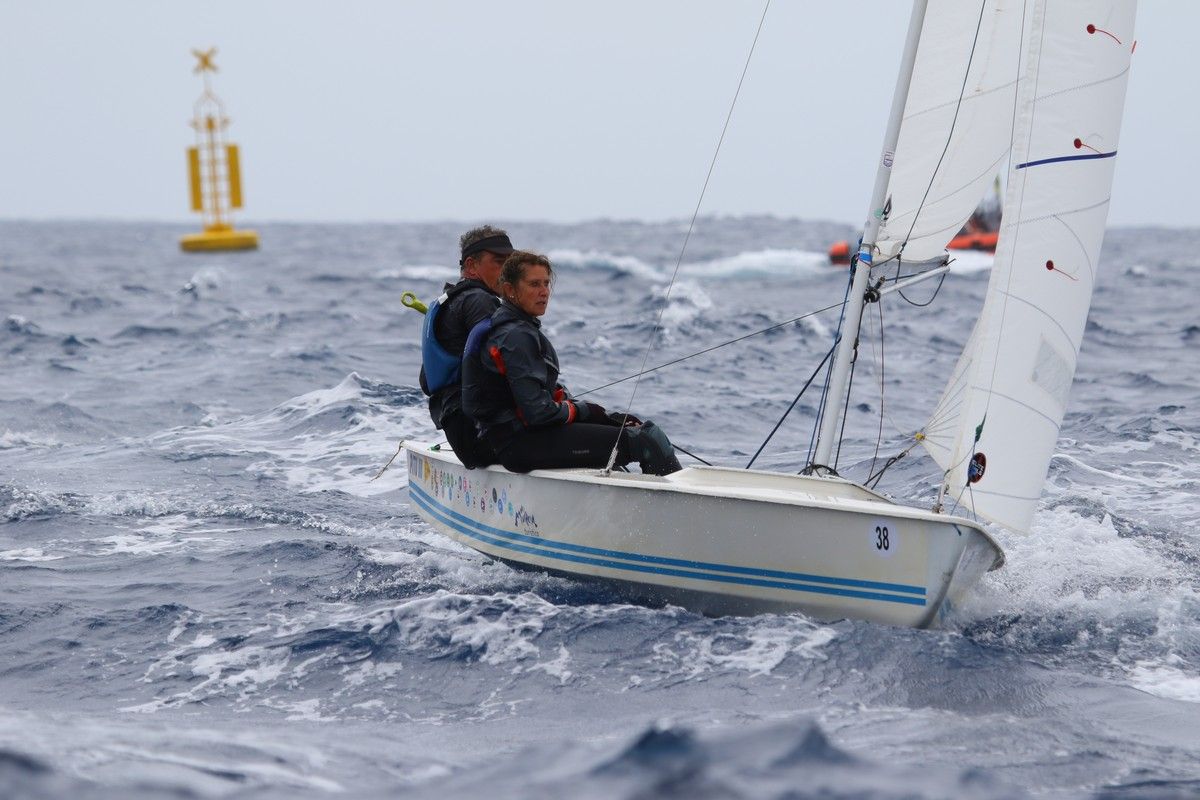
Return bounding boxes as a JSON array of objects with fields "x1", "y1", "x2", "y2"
[{"x1": 180, "y1": 48, "x2": 259, "y2": 253}]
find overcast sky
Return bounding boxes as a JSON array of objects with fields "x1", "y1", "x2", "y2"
[{"x1": 0, "y1": 2, "x2": 1186, "y2": 227}]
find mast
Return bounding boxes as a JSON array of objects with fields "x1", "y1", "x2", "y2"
[{"x1": 810, "y1": 0, "x2": 928, "y2": 473}]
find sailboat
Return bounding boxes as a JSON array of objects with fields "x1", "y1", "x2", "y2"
[{"x1": 402, "y1": 0, "x2": 1137, "y2": 627}]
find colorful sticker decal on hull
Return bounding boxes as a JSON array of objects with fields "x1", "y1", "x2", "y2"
[{"x1": 410, "y1": 451, "x2": 538, "y2": 531}]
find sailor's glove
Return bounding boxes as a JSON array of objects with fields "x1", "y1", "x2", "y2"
[
  {"x1": 577, "y1": 402, "x2": 609, "y2": 423},
  {"x1": 607, "y1": 411, "x2": 642, "y2": 427}
]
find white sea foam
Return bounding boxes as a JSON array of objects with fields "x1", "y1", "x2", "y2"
[
  {"x1": 2, "y1": 485, "x2": 75, "y2": 521},
  {"x1": 0, "y1": 547, "x2": 63, "y2": 562},
  {"x1": 4, "y1": 314, "x2": 37, "y2": 333},
  {"x1": 946, "y1": 250, "x2": 994, "y2": 274},
  {"x1": 959, "y1": 500, "x2": 1200, "y2": 699},
  {"x1": 374, "y1": 264, "x2": 457, "y2": 283},
  {"x1": 94, "y1": 533, "x2": 186, "y2": 557},
  {"x1": 528, "y1": 644, "x2": 573, "y2": 685},
  {"x1": 150, "y1": 373, "x2": 426, "y2": 497},
  {"x1": 548, "y1": 247, "x2": 833, "y2": 282},
  {"x1": 654, "y1": 617, "x2": 837, "y2": 679},
  {"x1": 0, "y1": 429, "x2": 60, "y2": 450},
  {"x1": 134, "y1": 624, "x2": 297, "y2": 711},
  {"x1": 1128, "y1": 659, "x2": 1200, "y2": 704},
  {"x1": 381, "y1": 590, "x2": 552, "y2": 666},
  {"x1": 180, "y1": 266, "x2": 230, "y2": 300},
  {"x1": 78, "y1": 514, "x2": 236, "y2": 558},
  {"x1": 132, "y1": 589, "x2": 576, "y2": 715},
  {"x1": 964, "y1": 506, "x2": 1170, "y2": 621},
  {"x1": 652, "y1": 280, "x2": 714, "y2": 329},
  {"x1": 547, "y1": 248, "x2": 662, "y2": 281},
  {"x1": 684, "y1": 248, "x2": 830, "y2": 279}
]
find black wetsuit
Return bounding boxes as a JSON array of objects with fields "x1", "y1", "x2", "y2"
[
  {"x1": 461, "y1": 301, "x2": 681, "y2": 475},
  {"x1": 419, "y1": 278, "x2": 500, "y2": 468}
]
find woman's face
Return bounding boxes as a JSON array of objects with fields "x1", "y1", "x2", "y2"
[{"x1": 507, "y1": 264, "x2": 552, "y2": 317}]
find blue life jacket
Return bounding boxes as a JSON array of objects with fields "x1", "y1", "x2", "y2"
[
  {"x1": 421, "y1": 290, "x2": 461, "y2": 393},
  {"x1": 462, "y1": 317, "x2": 493, "y2": 365},
  {"x1": 461, "y1": 315, "x2": 517, "y2": 430}
]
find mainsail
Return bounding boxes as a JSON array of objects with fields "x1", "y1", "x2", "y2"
[
  {"x1": 874, "y1": 0, "x2": 1025, "y2": 263},
  {"x1": 921, "y1": 0, "x2": 1137, "y2": 533}
]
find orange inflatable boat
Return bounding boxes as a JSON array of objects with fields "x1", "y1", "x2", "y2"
[{"x1": 828, "y1": 230, "x2": 999, "y2": 265}]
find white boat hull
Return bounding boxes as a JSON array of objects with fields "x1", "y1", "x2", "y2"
[{"x1": 403, "y1": 442, "x2": 1004, "y2": 628}]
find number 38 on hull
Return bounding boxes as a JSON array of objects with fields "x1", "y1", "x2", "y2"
[{"x1": 404, "y1": 442, "x2": 1004, "y2": 628}]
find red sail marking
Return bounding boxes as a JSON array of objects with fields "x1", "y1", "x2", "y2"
[
  {"x1": 1086, "y1": 23, "x2": 1122, "y2": 45},
  {"x1": 1045, "y1": 259, "x2": 1078, "y2": 282}
]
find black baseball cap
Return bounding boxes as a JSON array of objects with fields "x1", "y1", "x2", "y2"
[{"x1": 460, "y1": 234, "x2": 515, "y2": 265}]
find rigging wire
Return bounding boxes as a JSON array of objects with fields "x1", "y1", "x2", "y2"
[
  {"x1": 865, "y1": 437, "x2": 922, "y2": 489},
  {"x1": 866, "y1": 293, "x2": 886, "y2": 481},
  {"x1": 745, "y1": 343, "x2": 835, "y2": 470},
  {"x1": 574, "y1": 300, "x2": 842, "y2": 398},
  {"x1": 833, "y1": 334, "x2": 858, "y2": 471},
  {"x1": 860, "y1": 280, "x2": 928, "y2": 491},
  {"x1": 806, "y1": 264, "x2": 854, "y2": 468},
  {"x1": 603, "y1": 0, "x2": 773, "y2": 473},
  {"x1": 672, "y1": 442, "x2": 713, "y2": 467}
]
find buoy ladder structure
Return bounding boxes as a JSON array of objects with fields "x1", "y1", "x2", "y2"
[{"x1": 180, "y1": 48, "x2": 259, "y2": 252}]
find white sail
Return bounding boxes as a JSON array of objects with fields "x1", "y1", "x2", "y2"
[
  {"x1": 922, "y1": 0, "x2": 1137, "y2": 533},
  {"x1": 874, "y1": 0, "x2": 1025, "y2": 263}
]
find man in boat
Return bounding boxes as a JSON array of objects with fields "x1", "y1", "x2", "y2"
[
  {"x1": 461, "y1": 250, "x2": 682, "y2": 475},
  {"x1": 418, "y1": 225, "x2": 512, "y2": 468}
]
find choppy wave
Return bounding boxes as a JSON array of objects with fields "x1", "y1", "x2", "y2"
[
  {"x1": 151, "y1": 372, "x2": 425, "y2": 497},
  {"x1": 547, "y1": 248, "x2": 662, "y2": 280},
  {"x1": 548, "y1": 246, "x2": 832, "y2": 282},
  {"x1": 685, "y1": 248, "x2": 830, "y2": 278},
  {"x1": 374, "y1": 264, "x2": 458, "y2": 283}
]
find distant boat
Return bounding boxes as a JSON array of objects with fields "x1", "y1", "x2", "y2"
[
  {"x1": 404, "y1": 0, "x2": 1136, "y2": 627},
  {"x1": 828, "y1": 177, "x2": 1003, "y2": 265}
]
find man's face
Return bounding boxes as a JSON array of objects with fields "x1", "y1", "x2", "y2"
[{"x1": 467, "y1": 251, "x2": 506, "y2": 292}]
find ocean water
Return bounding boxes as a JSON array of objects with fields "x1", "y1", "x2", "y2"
[{"x1": 1, "y1": 218, "x2": 1197, "y2": 799}]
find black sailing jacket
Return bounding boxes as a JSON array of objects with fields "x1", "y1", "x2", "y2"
[{"x1": 461, "y1": 301, "x2": 575, "y2": 441}]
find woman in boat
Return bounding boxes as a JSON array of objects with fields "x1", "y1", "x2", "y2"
[{"x1": 461, "y1": 251, "x2": 682, "y2": 476}]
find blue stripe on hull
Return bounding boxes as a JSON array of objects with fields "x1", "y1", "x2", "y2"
[{"x1": 408, "y1": 482, "x2": 926, "y2": 608}]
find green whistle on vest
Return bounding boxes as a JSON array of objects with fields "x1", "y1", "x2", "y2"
[{"x1": 401, "y1": 292, "x2": 428, "y2": 315}]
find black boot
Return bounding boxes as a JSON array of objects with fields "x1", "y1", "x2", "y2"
[{"x1": 625, "y1": 421, "x2": 683, "y2": 476}]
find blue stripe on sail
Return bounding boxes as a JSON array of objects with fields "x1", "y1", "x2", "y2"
[
  {"x1": 1016, "y1": 150, "x2": 1116, "y2": 169},
  {"x1": 408, "y1": 483, "x2": 927, "y2": 607}
]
